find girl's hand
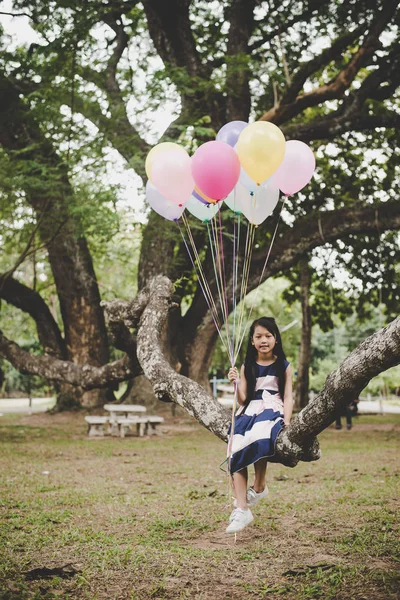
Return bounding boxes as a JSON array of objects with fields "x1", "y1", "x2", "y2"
[{"x1": 228, "y1": 367, "x2": 239, "y2": 383}]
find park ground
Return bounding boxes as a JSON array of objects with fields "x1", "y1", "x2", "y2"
[{"x1": 0, "y1": 409, "x2": 399, "y2": 600}]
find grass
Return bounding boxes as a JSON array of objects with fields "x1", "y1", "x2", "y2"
[{"x1": 0, "y1": 411, "x2": 399, "y2": 599}]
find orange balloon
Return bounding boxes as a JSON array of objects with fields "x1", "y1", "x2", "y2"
[{"x1": 194, "y1": 186, "x2": 218, "y2": 204}]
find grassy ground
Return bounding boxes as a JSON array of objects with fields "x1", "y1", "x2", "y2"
[{"x1": 0, "y1": 410, "x2": 399, "y2": 600}]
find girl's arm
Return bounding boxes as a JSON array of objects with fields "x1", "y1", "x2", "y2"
[
  {"x1": 228, "y1": 364, "x2": 248, "y2": 405},
  {"x1": 283, "y1": 365, "x2": 294, "y2": 426}
]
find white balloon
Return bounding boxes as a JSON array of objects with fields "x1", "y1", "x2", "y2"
[
  {"x1": 239, "y1": 180, "x2": 280, "y2": 225},
  {"x1": 186, "y1": 195, "x2": 221, "y2": 222},
  {"x1": 146, "y1": 181, "x2": 185, "y2": 220},
  {"x1": 224, "y1": 183, "x2": 249, "y2": 214}
]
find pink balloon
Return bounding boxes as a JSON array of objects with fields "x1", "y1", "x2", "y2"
[
  {"x1": 191, "y1": 141, "x2": 240, "y2": 200},
  {"x1": 151, "y1": 149, "x2": 194, "y2": 206},
  {"x1": 270, "y1": 140, "x2": 316, "y2": 195}
]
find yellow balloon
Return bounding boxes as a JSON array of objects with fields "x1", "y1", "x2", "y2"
[
  {"x1": 145, "y1": 142, "x2": 187, "y2": 180},
  {"x1": 236, "y1": 122, "x2": 286, "y2": 184}
]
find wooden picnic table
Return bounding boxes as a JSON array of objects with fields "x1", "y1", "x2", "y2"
[{"x1": 104, "y1": 404, "x2": 147, "y2": 436}]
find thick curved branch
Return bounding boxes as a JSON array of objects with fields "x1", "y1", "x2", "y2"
[
  {"x1": 136, "y1": 276, "x2": 230, "y2": 440},
  {"x1": 278, "y1": 23, "x2": 368, "y2": 106},
  {"x1": 0, "y1": 276, "x2": 66, "y2": 358},
  {"x1": 253, "y1": 200, "x2": 400, "y2": 284},
  {"x1": 0, "y1": 331, "x2": 138, "y2": 389},
  {"x1": 183, "y1": 200, "x2": 400, "y2": 349},
  {"x1": 0, "y1": 282, "x2": 150, "y2": 389},
  {"x1": 136, "y1": 276, "x2": 400, "y2": 466},
  {"x1": 102, "y1": 288, "x2": 149, "y2": 353},
  {"x1": 276, "y1": 316, "x2": 400, "y2": 466}
]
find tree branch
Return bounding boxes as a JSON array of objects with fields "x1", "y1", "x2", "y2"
[
  {"x1": 0, "y1": 280, "x2": 150, "y2": 389},
  {"x1": 282, "y1": 110, "x2": 400, "y2": 142},
  {"x1": 252, "y1": 200, "x2": 400, "y2": 284},
  {"x1": 0, "y1": 276, "x2": 66, "y2": 358},
  {"x1": 0, "y1": 331, "x2": 137, "y2": 389},
  {"x1": 249, "y1": 0, "x2": 331, "y2": 52},
  {"x1": 182, "y1": 200, "x2": 400, "y2": 350},
  {"x1": 0, "y1": 11, "x2": 31, "y2": 18},
  {"x1": 260, "y1": 0, "x2": 399, "y2": 125},
  {"x1": 276, "y1": 316, "x2": 400, "y2": 466},
  {"x1": 278, "y1": 23, "x2": 368, "y2": 106},
  {"x1": 136, "y1": 276, "x2": 230, "y2": 440},
  {"x1": 135, "y1": 276, "x2": 400, "y2": 466}
]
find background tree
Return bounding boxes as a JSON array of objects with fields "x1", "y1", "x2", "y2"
[{"x1": 0, "y1": 0, "x2": 399, "y2": 410}]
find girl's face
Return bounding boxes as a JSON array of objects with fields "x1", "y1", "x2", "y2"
[{"x1": 252, "y1": 325, "x2": 276, "y2": 357}]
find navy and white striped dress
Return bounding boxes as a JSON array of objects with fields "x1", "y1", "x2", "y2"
[{"x1": 228, "y1": 360, "x2": 289, "y2": 474}]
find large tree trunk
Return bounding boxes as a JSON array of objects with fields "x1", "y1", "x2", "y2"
[
  {"x1": 0, "y1": 75, "x2": 112, "y2": 408},
  {"x1": 296, "y1": 257, "x2": 312, "y2": 409}
]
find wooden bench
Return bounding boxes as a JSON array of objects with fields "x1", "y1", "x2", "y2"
[{"x1": 85, "y1": 416, "x2": 110, "y2": 436}]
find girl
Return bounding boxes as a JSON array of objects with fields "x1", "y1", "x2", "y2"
[{"x1": 226, "y1": 316, "x2": 293, "y2": 534}]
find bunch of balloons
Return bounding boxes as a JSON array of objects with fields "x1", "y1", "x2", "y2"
[{"x1": 145, "y1": 120, "x2": 316, "y2": 225}]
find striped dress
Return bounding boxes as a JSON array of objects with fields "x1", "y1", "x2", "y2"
[{"x1": 228, "y1": 360, "x2": 289, "y2": 474}]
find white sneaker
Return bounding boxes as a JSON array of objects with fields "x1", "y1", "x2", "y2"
[
  {"x1": 247, "y1": 486, "x2": 269, "y2": 507},
  {"x1": 226, "y1": 508, "x2": 254, "y2": 534},
  {"x1": 233, "y1": 486, "x2": 269, "y2": 508}
]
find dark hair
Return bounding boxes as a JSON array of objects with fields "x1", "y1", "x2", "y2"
[{"x1": 243, "y1": 317, "x2": 287, "y2": 407}]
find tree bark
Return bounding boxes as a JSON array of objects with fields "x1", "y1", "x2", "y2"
[
  {"x1": 296, "y1": 258, "x2": 312, "y2": 410},
  {"x1": 0, "y1": 74, "x2": 112, "y2": 408}
]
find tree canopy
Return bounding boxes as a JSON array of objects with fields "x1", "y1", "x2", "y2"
[{"x1": 0, "y1": 0, "x2": 399, "y2": 415}]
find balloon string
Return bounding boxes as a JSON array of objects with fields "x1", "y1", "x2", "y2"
[
  {"x1": 232, "y1": 210, "x2": 240, "y2": 361},
  {"x1": 234, "y1": 221, "x2": 250, "y2": 359},
  {"x1": 207, "y1": 221, "x2": 227, "y2": 335},
  {"x1": 237, "y1": 220, "x2": 251, "y2": 317},
  {"x1": 233, "y1": 212, "x2": 241, "y2": 358},
  {"x1": 226, "y1": 377, "x2": 238, "y2": 505},
  {"x1": 234, "y1": 222, "x2": 255, "y2": 358},
  {"x1": 181, "y1": 214, "x2": 217, "y2": 319},
  {"x1": 234, "y1": 194, "x2": 288, "y2": 363},
  {"x1": 210, "y1": 213, "x2": 232, "y2": 360},
  {"x1": 179, "y1": 218, "x2": 230, "y2": 356},
  {"x1": 178, "y1": 218, "x2": 218, "y2": 321},
  {"x1": 210, "y1": 215, "x2": 223, "y2": 317},
  {"x1": 218, "y1": 208, "x2": 233, "y2": 363},
  {"x1": 236, "y1": 224, "x2": 255, "y2": 357}
]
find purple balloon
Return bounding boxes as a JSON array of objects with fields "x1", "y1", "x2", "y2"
[
  {"x1": 193, "y1": 188, "x2": 209, "y2": 205},
  {"x1": 216, "y1": 121, "x2": 248, "y2": 147},
  {"x1": 146, "y1": 181, "x2": 185, "y2": 221}
]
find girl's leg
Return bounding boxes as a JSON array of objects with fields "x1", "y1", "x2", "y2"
[
  {"x1": 232, "y1": 468, "x2": 248, "y2": 509},
  {"x1": 253, "y1": 458, "x2": 268, "y2": 493}
]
